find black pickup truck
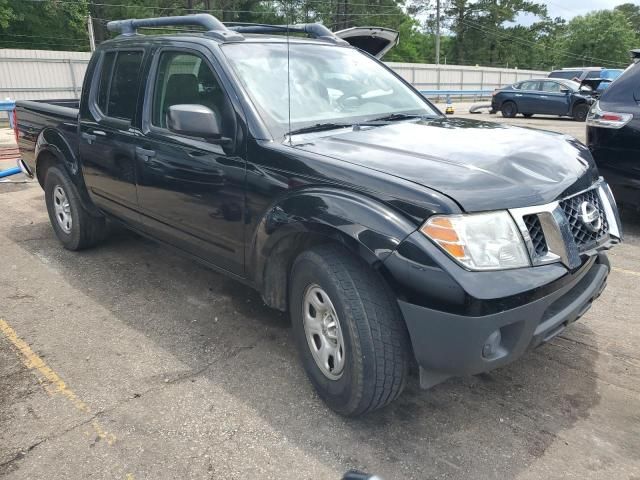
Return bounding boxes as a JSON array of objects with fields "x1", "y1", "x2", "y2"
[{"x1": 16, "y1": 14, "x2": 621, "y2": 416}]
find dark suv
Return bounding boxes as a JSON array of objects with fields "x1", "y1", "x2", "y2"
[
  {"x1": 548, "y1": 67, "x2": 604, "y2": 81},
  {"x1": 587, "y1": 50, "x2": 640, "y2": 209},
  {"x1": 15, "y1": 15, "x2": 621, "y2": 416}
]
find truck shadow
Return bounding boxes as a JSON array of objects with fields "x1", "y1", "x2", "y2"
[
  {"x1": 10, "y1": 220, "x2": 602, "y2": 479},
  {"x1": 620, "y1": 208, "x2": 640, "y2": 241}
]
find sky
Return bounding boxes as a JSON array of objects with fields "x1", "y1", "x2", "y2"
[{"x1": 517, "y1": 0, "x2": 633, "y2": 24}]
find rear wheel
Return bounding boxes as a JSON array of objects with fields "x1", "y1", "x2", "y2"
[
  {"x1": 501, "y1": 101, "x2": 517, "y2": 118},
  {"x1": 44, "y1": 166, "x2": 107, "y2": 250},
  {"x1": 290, "y1": 244, "x2": 410, "y2": 416},
  {"x1": 572, "y1": 103, "x2": 589, "y2": 122}
]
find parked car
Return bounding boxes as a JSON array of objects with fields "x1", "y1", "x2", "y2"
[
  {"x1": 15, "y1": 14, "x2": 621, "y2": 416},
  {"x1": 491, "y1": 78, "x2": 595, "y2": 121},
  {"x1": 587, "y1": 50, "x2": 640, "y2": 210}
]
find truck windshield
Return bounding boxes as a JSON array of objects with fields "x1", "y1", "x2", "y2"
[{"x1": 222, "y1": 42, "x2": 438, "y2": 138}]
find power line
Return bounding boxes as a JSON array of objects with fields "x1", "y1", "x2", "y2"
[
  {"x1": 457, "y1": 17, "x2": 623, "y2": 68},
  {"x1": 0, "y1": 32, "x2": 88, "y2": 41},
  {"x1": 0, "y1": 40, "x2": 89, "y2": 48},
  {"x1": 12, "y1": 0, "x2": 400, "y2": 14},
  {"x1": 0, "y1": 34, "x2": 90, "y2": 47}
]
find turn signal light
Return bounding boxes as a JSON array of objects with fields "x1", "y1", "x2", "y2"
[{"x1": 420, "y1": 217, "x2": 467, "y2": 260}]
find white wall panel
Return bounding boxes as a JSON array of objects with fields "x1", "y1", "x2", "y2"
[{"x1": 0, "y1": 49, "x2": 547, "y2": 101}]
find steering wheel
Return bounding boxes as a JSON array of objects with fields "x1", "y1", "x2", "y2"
[{"x1": 336, "y1": 93, "x2": 362, "y2": 112}]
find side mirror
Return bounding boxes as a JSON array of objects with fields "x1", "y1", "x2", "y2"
[
  {"x1": 167, "y1": 104, "x2": 230, "y2": 143},
  {"x1": 560, "y1": 87, "x2": 570, "y2": 94}
]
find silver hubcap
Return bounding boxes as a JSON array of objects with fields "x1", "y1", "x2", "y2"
[
  {"x1": 53, "y1": 185, "x2": 72, "y2": 234},
  {"x1": 303, "y1": 285, "x2": 346, "y2": 380}
]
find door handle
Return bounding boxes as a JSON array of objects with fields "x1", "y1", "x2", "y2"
[
  {"x1": 92, "y1": 130, "x2": 107, "y2": 136},
  {"x1": 135, "y1": 146, "x2": 156, "y2": 162},
  {"x1": 515, "y1": 94, "x2": 523, "y2": 97},
  {"x1": 81, "y1": 132, "x2": 96, "y2": 144},
  {"x1": 540, "y1": 95, "x2": 548, "y2": 98}
]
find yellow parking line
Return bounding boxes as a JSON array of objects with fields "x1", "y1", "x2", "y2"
[
  {"x1": 612, "y1": 267, "x2": 640, "y2": 277},
  {"x1": 0, "y1": 318, "x2": 116, "y2": 445}
]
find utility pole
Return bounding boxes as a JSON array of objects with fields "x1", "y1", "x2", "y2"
[
  {"x1": 435, "y1": 0, "x2": 441, "y2": 65},
  {"x1": 87, "y1": 15, "x2": 96, "y2": 52}
]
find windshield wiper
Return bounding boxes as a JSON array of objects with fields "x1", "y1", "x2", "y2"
[
  {"x1": 366, "y1": 113, "x2": 437, "y2": 122},
  {"x1": 286, "y1": 123, "x2": 353, "y2": 136}
]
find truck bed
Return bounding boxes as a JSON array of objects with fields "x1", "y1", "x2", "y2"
[
  {"x1": 16, "y1": 99, "x2": 79, "y2": 120},
  {"x1": 15, "y1": 99, "x2": 80, "y2": 180}
]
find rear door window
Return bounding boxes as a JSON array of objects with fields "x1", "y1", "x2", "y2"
[
  {"x1": 95, "y1": 50, "x2": 144, "y2": 121},
  {"x1": 97, "y1": 52, "x2": 116, "y2": 113},
  {"x1": 520, "y1": 81, "x2": 540, "y2": 91}
]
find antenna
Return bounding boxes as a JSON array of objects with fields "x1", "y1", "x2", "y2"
[{"x1": 286, "y1": 1, "x2": 292, "y2": 145}]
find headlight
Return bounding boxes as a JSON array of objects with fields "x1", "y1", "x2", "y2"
[{"x1": 420, "y1": 211, "x2": 530, "y2": 271}]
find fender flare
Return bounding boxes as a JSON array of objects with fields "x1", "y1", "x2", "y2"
[
  {"x1": 35, "y1": 128, "x2": 100, "y2": 216},
  {"x1": 250, "y1": 187, "x2": 419, "y2": 310}
]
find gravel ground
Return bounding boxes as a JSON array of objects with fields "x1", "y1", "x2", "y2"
[{"x1": 1, "y1": 115, "x2": 639, "y2": 480}]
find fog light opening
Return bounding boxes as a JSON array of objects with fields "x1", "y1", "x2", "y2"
[{"x1": 482, "y1": 329, "x2": 504, "y2": 359}]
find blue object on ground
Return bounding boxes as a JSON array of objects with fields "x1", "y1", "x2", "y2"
[{"x1": 0, "y1": 166, "x2": 21, "y2": 178}]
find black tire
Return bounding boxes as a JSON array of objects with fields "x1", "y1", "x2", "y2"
[
  {"x1": 44, "y1": 166, "x2": 107, "y2": 251},
  {"x1": 501, "y1": 101, "x2": 517, "y2": 118},
  {"x1": 573, "y1": 103, "x2": 589, "y2": 122},
  {"x1": 523, "y1": 113, "x2": 533, "y2": 118},
  {"x1": 289, "y1": 244, "x2": 410, "y2": 416}
]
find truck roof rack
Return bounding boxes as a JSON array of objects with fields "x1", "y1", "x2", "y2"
[
  {"x1": 107, "y1": 14, "x2": 348, "y2": 45},
  {"x1": 226, "y1": 22, "x2": 348, "y2": 45},
  {"x1": 107, "y1": 14, "x2": 244, "y2": 41}
]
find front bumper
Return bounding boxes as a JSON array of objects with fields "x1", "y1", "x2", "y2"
[{"x1": 398, "y1": 253, "x2": 609, "y2": 388}]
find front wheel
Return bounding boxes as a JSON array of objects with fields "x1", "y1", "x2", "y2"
[
  {"x1": 573, "y1": 103, "x2": 589, "y2": 122},
  {"x1": 501, "y1": 101, "x2": 517, "y2": 118},
  {"x1": 290, "y1": 244, "x2": 410, "y2": 416}
]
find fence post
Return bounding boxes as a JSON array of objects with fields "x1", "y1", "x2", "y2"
[{"x1": 67, "y1": 59, "x2": 79, "y2": 99}]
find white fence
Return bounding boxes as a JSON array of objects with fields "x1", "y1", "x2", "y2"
[
  {"x1": 0, "y1": 49, "x2": 548, "y2": 101},
  {"x1": 0, "y1": 49, "x2": 90, "y2": 100},
  {"x1": 387, "y1": 62, "x2": 548, "y2": 97}
]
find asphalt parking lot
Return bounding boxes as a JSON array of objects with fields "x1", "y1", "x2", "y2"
[{"x1": 1, "y1": 113, "x2": 639, "y2": 480}]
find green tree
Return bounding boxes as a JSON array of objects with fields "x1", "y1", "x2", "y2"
[
  {"x1": 560, "y1": 10, "x2": 637, "y2": 68},
  {"x1": 0, "y1": 0, "x2": 15, "y2": 29},
  {"x1": 445, "y1": 0, "x2": 551, "y2": 67},
  {"x1": 615, "y1": 3, "x2": 640, "y2": 37},
  {"x1": 0, "y1": 0, "x2": 89, "y2": 51}
]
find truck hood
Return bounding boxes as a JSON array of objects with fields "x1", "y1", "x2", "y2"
[{"x1": 293, "y1": 117, "x2": 598, "y2": 211}]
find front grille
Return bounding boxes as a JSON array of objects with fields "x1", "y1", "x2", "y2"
[
  {"x1": 559, "y1": 189, "x2": 609, "y2": 250},
  {"x1": 523, "y1": 214, "x2": 548, "y2": 257}
]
